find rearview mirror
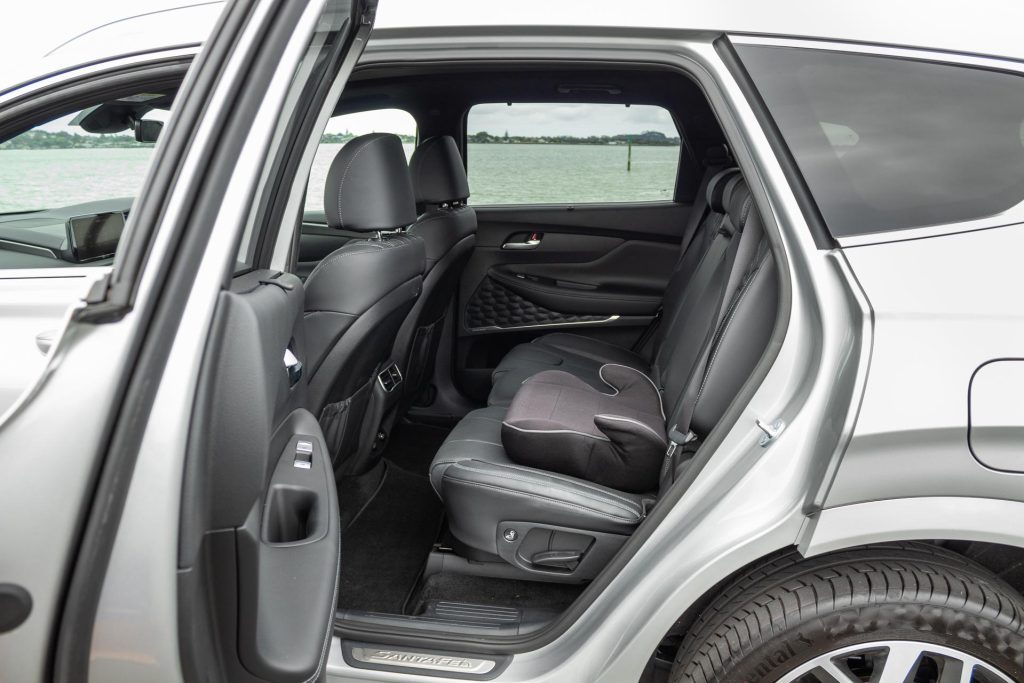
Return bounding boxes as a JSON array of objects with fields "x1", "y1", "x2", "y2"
[{"x1": 134, "y1": 119, "x2": 163, "y2": 143}]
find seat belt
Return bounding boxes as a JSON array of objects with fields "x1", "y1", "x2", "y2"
[
  {"x1": 665, "y1": 207, "x2": 765, "y2": 453},
  {"x1": 631, "y1": 165, "x2": 724, "y2": 354}
]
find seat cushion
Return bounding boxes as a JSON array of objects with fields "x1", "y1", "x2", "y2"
[
  {"x1": 488, "y1": 333, "x2": 648, "y2": 407},
  {"x1": 429, "y1": 406, "x2": 646, "y2": 555},
  {"x1": 501, "y1": 366, "x2": 667, "y2": 492}
]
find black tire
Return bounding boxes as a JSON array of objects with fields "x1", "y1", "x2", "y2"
[{"x1": 670, "y1": 542, "x2": 1024, "y2": 682}]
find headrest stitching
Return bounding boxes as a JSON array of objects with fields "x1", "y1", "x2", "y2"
[{"x1": 335, "y1": 135, "x2": 387, "y2": 230}]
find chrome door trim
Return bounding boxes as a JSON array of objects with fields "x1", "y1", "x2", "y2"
[{"x1": 467, "y1": 314, "x2": 620, "y2": 333}]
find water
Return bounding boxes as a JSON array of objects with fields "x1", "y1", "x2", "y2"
[
  {"x1": 0, "y1": 148, "x2": 156, "y2": 212},
  {"x1": 0, "y1": 142, "x2": 679, "y2": 214}
]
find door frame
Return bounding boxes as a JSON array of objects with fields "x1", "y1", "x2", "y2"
[{"x1": 42, "y1": 0, "x2": 373, "y2": 680}]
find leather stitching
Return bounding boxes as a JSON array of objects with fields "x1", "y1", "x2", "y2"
[
  {"x1": 481, "y1": 461, "x2": 644, "y2": 512},
  {"x1": 501, "y1": 422, "x2": 611, "y2": 441},
  {"x1": 443, "y1": 470, "x2": 641, "y2": 522},
  {"x1": 335, "y1": 135, "x2": 387, "y2": 229},
  {"x1": 305, "y1": 242, "x2": 384, "y2": 284}
]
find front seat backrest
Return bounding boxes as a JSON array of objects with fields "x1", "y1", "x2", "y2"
[
  {"x1": 394, "y1": 135, "x2": 477, "y2": 406},
  {"x1": 304, "y1": 133, "x2": 425, "y2": 473}
]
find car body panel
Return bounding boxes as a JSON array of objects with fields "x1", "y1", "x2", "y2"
[
  {"x1": 824, "y1": 222, "x2": 1024, "y2": 507},
  {"x1": 803, "y1": 497, "x2": 1024, "y2": 558},
  {"x1": 1, "y1": 5, "x2": 1023, "y2": 682},
  {"x1": 0, "y1": 268, "x2": 104, "y2": 418}
]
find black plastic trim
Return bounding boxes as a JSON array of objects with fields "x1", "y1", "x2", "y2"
[
  {"x1": 0, "y1": 583, "x2": 33, "y2": 634},
  {"x1": 713, "y1": 36, "x2": 837, "y2": 251}
]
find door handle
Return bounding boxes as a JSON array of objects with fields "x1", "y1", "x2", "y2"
[{"x1": 502, "y1": 232, "x2": 542, "y2": 250}]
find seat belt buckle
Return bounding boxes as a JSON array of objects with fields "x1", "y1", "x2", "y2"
[{"x1": 666, "y1": 426, "x2": 696, "y2": 457}]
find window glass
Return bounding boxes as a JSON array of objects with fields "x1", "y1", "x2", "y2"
[
  {"x1": 738, "y1": 45, "x2": 1024, "y2": 238},
  {"x1": 304, "y1": 108, "x2": 416, "y2": 213},
  {"x1": 0, "y1": 93, "x2": 174, "y2": 268},
  {"x1": 466, "y1": 103, "x2": 680, "y2": 204},
  {"x1": 0, "y1": 104, "x2": 169, "y2": 213}
]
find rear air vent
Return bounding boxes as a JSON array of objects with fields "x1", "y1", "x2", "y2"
[{"x1": 377, "y1": 363, "x2": 403, "y2": 392}]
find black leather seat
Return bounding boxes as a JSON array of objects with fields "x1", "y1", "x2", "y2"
[
  {"x1": 429, "y1": 176, "x2": 779, "y2": 581},
  {"x1": 304, "y1": 133, "x2": 425, "y2": 473},
  {"x1": 390, "y1": 136, "x2": 477, "y2": 406},
  {"x1": 487, "y1": 167, "x2": 741, "y2": 406}
]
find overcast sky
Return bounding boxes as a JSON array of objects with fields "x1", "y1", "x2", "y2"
[{"x1": 469, "y1": 104, "x2": 675, "y2": 138}]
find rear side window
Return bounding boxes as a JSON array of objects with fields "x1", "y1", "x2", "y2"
[
  {"x1": 466, "y1": 103, "x2": 680, "y2": 205},
  {"x1": 737, "y1": 45, "x2": 1024, "y2": 238}
]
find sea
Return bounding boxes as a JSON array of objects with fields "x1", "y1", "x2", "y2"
[{"x1": 0, "y1": 142, "x2": 680, "y2": 213}]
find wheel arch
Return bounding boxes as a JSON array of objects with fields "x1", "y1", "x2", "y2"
[
  {"x1": 799, "y1": 496, "x2": 1024, "y2": 559},
  {"x1": 646, "y1": 497, "x2": 1024, "y2": 678}
]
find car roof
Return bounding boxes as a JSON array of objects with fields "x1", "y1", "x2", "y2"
[{"x1": 6, "y1": 0, "x2": 1024, "y2": 94}]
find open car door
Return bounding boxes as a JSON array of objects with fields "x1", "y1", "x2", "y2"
[{"x1": 0, "y1": 1, "x2": 375, "y2": 681}]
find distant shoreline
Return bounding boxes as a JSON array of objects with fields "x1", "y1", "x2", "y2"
[{"x1": 2, "y1": 130, "x2": 678, "y2": 150}]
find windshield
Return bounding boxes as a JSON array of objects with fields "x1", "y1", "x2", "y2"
[{"x1": 0, "y1": 95, "x2": 171, "y2": 213}]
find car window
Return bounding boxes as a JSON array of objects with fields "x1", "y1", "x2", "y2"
[
  {"x1": 737, "y1": 45, "x2": 1024, "y2": 238},
  {"x1": 0, "y1": 92, "x2": 174, "y2": 268},
  {"x1": 466, "y1": 103, "x2": 680, "y2": 205},
  {"x1": 304, "y1": 108, "x2": 416, "y2": 214}
]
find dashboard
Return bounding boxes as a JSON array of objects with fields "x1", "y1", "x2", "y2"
[{"x1": 0, "y1": 198, "x2": 132, "y2": 269}]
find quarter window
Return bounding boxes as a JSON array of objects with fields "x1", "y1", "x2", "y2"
[
  {"x1": 466, "y1": 103, "x2": 680, "y2": 205},
  {"x1": 738, "y1": 45, "x2": 1024, "y2": 238}
]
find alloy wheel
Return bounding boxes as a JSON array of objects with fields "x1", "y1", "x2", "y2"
[{"x1": 778, "y1": 640, "x2": 1015, "y2": 683}]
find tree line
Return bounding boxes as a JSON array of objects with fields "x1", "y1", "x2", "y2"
[
  {"x1": 2, "y1": 130, "x2": 417, "y2": 150},
  {"x1": 468, "y1": 130, "x2": 680, "y2": 146}
]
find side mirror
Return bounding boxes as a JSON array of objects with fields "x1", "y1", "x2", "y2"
[{"x1": 134, "y1": 119, "x2": 163, "y2": 143}]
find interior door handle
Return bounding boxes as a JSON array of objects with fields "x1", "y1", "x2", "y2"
[{"x1": 502, "y1": 232, "x2": 542, "y2": 250}]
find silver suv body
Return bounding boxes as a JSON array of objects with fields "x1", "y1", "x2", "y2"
[{"x1": 1, "y1": 3, "x2": 1023, "y2": 683}]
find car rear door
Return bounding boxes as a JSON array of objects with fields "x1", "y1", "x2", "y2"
[{"x1": 0, "y1": 1, "x2": 373, "y2": 682}]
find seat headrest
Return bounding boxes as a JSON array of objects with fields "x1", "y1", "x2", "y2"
[
  {"x1": 706, "y1": 168, "x2": 741, "y2": 213},
  {"x1": 703, "y1": 143, "x2": 733, "y2": 168},
  {"x1": 723, "y1": 175, "x2": 753, "y2": 230},
  {"x1": 324, "y1": 133, "x2": 417, "y2": 232},
  {"x1": 408, "y1": 136, "x2": 471, "y2": 205}
]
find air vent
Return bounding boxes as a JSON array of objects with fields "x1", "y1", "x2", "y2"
[{"x1": 377, "y1": 363, "x2": 403, "y2": 393}]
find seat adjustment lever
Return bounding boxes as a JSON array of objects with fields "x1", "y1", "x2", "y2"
[{"x1": 530, "y1": 549, "x2": 583, "y2": 568}]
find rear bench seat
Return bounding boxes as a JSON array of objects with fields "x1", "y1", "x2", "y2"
[
  {"x1": 487, "y1": 168, "x2": 742, "y2": 406},
  {"x1": 429, "y1": 176, "x2": 779, "y2": 581}
]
